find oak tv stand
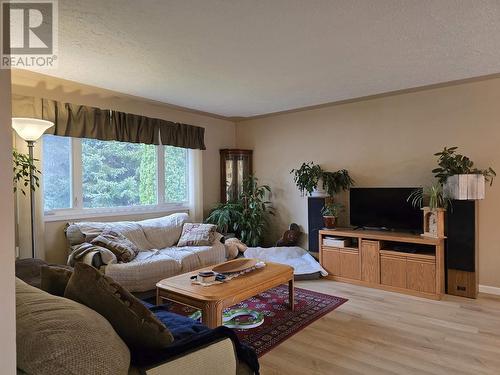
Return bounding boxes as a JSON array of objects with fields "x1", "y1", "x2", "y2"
[{"x1": 319, "y1": 228, "x2": 445, "y2": 300}]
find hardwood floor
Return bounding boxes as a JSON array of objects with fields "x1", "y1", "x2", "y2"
[{"x1": 259, "y1": 279, "x2": 500, "y2": 375}]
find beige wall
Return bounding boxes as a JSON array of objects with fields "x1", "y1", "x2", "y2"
[
  {"x1": 1, "y1": 69, "x2": 17, "y2": 373},
  {"x1": 11, "y1": 70, "x2": 236, "y2": 264},
  {"x1": 236, "y1": 77, "x2": 500, "y2": 289},
  {"x1": 11, "y1": 70, "x2": 500, "y2": 289}
]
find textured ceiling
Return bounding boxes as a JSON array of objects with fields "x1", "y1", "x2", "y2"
[{"x1": 42, "y1": 0, "x2": 500, "y2": 117}]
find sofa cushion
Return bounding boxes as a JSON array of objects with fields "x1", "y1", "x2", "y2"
[
  {"x1": 16, "y1": 278, "x2": 130, "y2": 375},
  {"x1": 160, "y1": 243, "x2": 227, "y2": 273},
  {"x1": 65, "y1": 221, "x2": 109, "y2": 245},
  {"x1": 65, "y1": 263, "x2": 174, "y2": 350},
  {"x1": 40, "y1": 265, "x2": 73, "y2": 297},
  {"x1": 177, "y1": 223, "x2": 216, "y2": 247},
  {"x1": 105, "y1": 250, "x2": 182, "y2": 292},
  {"x1": 138, "y1": 212, "x2": 189, "y2": 249},
  {"x1": 104, "y1": 239, "x2": 227, "y2": 293},
  {"x1": 132, "y1": 306, "x2": 259, "y2": 374},
  {"x1": 66, "y1": 221, "x2": 153, "y2": 250},
  {"x1": 15, "y1": 258, "x2": 48, "y2": 289},
  {"x1": 92, "y1": 229, "x2": 140, "y2": 262}
]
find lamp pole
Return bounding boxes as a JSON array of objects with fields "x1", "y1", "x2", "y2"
[
  {"x1": 27, "y1": 140, "x2": 36, "y2": 258},
  {"x1": 12, "y1": 118, "x2": 54, "y2": 259}
]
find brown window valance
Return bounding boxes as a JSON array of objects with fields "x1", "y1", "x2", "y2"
[
  {"x1": 11, "y1": 95, "x2": 205, "y2": 149},
  {"x1": 111, "y1": 111, "x2": 160, "y2": 145},
  {"x1": 160, "y1": 121, "x2": 206, "y2": 150},
  {"x1": 42, "y1": 98, "x2": 114, "y2": 141}
]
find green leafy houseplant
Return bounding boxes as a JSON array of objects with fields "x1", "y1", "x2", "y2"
[
  {"x1": 321, "y1": 201, "x2": 344, "y2": 229},
  {"x1": 291, "y1": 163, "x2": 354, "y2": 197},
  {"x1": 322, "y1": 169, "x2": 355, "y2": 196},
  {"x1": 290, "y1": 162, "x2": 323, "y2": 196},
  {"x1": 204, "y1": 202, "x2": 243, "y2": 234},
  {"x1": 239, "y1": 176, "x2": 275, "y2": 247},
  {"x1": 13, "y1": 149, "x2": 40, "y2": 195},
  {"x1": 432, "y1": 146, "x2": 496, "y2": 186},
  {"x1": 407, "y1": 183, "x2": 451, "y2": 210},
  {"x1": 321, "y1": 202, "x2": 344, "y2": 217},
  {"x1": 205, "y1": 175, "x2": 274, "y2": 247}
]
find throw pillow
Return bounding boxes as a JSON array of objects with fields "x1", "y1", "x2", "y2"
[
  {"x1": 177, "y1": 223, "x2": 216, "y2": 247},
  {"x1": 16, "y1": 278, "x2": 130, "y2": 375},
  {"x1": 91, "y1": 228, "x2": 139, "y2": 262},
  {"x1": 64, "y1": 263, "x2": 174, "y2": 350},
  {"x1": 40, "y1": 265, "x2": 73, "y2": 297},
  {"x1": 138, "y1": 213, "x2": 189, "y2": 249}
]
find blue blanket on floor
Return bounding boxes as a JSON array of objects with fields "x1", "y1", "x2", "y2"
[{"x1": 132, "y1": 303, "x2": 259, "y2": 374}]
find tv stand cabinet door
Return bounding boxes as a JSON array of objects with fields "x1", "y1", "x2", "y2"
[
  {"x1": 322, "y1": 249, "x2": 340, "y2": 276},
  {"x1": 361, "y1": 240, "x2": 380, "y2": 284},
  {"x1": 380, "y1": 255, "x2": 407, "y2": 288},
  {"x1": 406, "y1": 259, "x2": 436, "y2": 294},
  {"x1": 339, "y1": 250, "x2": 361, "y2": 280}
]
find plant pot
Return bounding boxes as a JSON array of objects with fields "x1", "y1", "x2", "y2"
[
  {"x1": 323, "y1": 216, "x2": 337, "y2": 229},
  {"x1": 444, "y1": 174, "x2": 485, "y2": 200},
  {"x1": 311, "y1": 178, "x2": 327, "y2": 197}
]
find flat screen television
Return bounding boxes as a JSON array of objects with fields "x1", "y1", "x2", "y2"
[{"x1": 349, "y1": 187, "x2": 423, "y2": 232}]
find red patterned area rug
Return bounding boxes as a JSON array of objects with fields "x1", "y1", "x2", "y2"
[{"x1": 167, "y1": 285, "x2": 348, "y2": 357}]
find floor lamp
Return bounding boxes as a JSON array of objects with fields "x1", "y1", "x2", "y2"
[{"x1": 12, "y1": 118, "x2": 54, "y2": 258}]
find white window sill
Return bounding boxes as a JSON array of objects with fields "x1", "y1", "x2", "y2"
[{"x1": 43, "y1": 204, "x2": 190, "y2": 222}]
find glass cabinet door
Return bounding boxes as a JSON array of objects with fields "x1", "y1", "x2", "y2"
[{"x1": 220, "y1": 149, "x2": 253, "y2": 203}]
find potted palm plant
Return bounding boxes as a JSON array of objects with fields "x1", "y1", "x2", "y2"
[
  {"x1": 407, "y1": 183, "x2": 451, "y2": 238},
  {"x1": 205, "y1": 175, "x2": 274, "y2": 247},
  {"x1": 321, "y1": 202, "x2": 344, "y2": 229},
  {"x1": 433, "y1": 146, "x2": 495, "y2": 200}
]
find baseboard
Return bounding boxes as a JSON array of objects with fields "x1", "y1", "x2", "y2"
[{"x1": 479, "y1": 284, "x2": 500, "y2": 296}]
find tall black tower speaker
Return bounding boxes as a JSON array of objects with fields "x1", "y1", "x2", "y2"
[
  {"x1": 446, "y1": 200, "x2": 478, "y2": 298},
  {"x1": 308, "y1": 197, "x2": 326, "y2": 252}
]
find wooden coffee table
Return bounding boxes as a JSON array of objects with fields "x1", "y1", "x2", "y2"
[{"x1": 156, "y1": 261, "x2": 294, "y2": 328}]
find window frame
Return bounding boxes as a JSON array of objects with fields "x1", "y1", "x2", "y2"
[{"x1": 42, "y1": 136, "x2": 191, "y2": 222}]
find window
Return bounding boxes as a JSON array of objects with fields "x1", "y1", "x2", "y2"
[
  {"x1": 42, "y1": 135, "x2": 190, "y2": 216},
  {"x1": 165, "y1": 146, "x2": 188, "y2": 203},
  {"x1": 82, "y1": 139, "x2": 157, "y2": 208},
  {"x1": 42, "y1": 135, "x2": 72, "y2": 211}
]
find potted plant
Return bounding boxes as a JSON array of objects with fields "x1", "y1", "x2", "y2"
[
  {"x1": 13, "y1": 149, "x2": 41, "y2": 195},
  {"x1": 321, "y1": 202, "x2": 344, "y2": 229},
  {"x1": 238, "y1": 176, "x2": 275, "y2": 246},
  {"x1": 290, "y1": 162, "x2": 325, "y2": 196},
  {"x1": 204, "y1": 202, "x2": 243, "y2": 235},
  {"x1": 205, "y1": 175, "x2": 274, "y2": 247},
  {"x1": 407, "y1": 183, "x2": 451, "y2": 238},
  {"x1": 291, "y1": 163, "x2": 355, "y2": 197},
  {"x1": 432, "y1": 146, "x2": 496, "y2": 200},
  {"x1": 322, "y1": 169, "x2": 355, "y2": 196}
]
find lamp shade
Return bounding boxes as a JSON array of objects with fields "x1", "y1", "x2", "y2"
[{"x1": 12, "y1": 118, "x2": 54, "y2": 141}]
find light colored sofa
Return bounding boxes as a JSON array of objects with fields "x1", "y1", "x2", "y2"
[{"x1": 65, "y1": 213, "x2": 227, "y2": 292}]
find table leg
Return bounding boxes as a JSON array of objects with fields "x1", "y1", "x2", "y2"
[
  {"x1": 156, "y1": 288, "x2": 161, "y2": 305},
  {"x1": 202, "y1": 301, "x2": 223, "y2": 328},
  {"x1": 289, "y1": 278, "x2": 294, "y2": 311}
]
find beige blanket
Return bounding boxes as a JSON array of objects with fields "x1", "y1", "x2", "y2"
[{"x1": 67, "y1": 243, "x2": 117, "y2": 267}]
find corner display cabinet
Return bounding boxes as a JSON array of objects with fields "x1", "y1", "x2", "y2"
[{"x1": 220, "y1": 149, "x2": 253, "y2": 203}]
